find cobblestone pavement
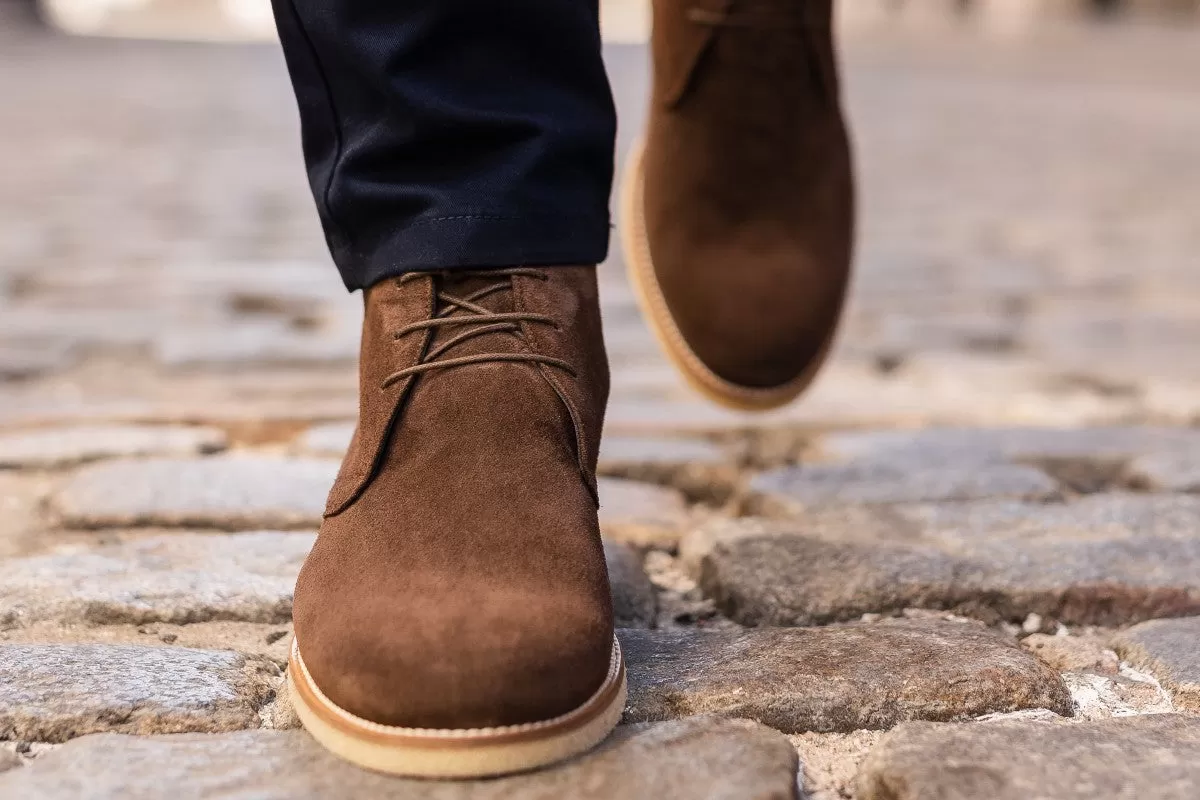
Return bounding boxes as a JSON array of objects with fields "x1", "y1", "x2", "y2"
[{"x1": 3, "y1": 7, "x2": 1200, "y2": 798}]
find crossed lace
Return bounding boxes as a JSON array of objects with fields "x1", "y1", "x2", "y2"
[{"x1": 380, "y1": 268, "x2": 576, "y2": 390}]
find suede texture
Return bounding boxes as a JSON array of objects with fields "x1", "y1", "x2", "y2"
[
  {"x1": 294, "y1": 266, "x2": 614, "y2": 730},
  {"x1": 643, "y1": 0, "x2": 855, "y2": 389}
]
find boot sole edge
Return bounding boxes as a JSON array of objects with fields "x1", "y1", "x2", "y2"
[{"x1": 287, "y1": 637, "x2": 627, "y2": 779}]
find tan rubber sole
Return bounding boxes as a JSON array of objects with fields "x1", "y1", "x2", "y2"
[
  {"x1": 619, "y1": 139, "x2": 838, "y2": 412},
  {"x1": 288, "y1": 637, "x2": 627, "y2": 779}
]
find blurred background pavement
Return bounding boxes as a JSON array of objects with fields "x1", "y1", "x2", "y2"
[{"x1": 1, "y1": 0, "x2": 1198, "y2": 432}]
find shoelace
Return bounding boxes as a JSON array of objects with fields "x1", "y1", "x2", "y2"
[{"x1": 380, "y1": 268, "x2": 576, "y2": 390}]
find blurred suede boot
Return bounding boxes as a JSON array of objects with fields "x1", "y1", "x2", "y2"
[
  {"x1": 286, "y1": 266, "x2": 625, "y2": 778},
  {"x1": 622, "y1": 0, "x2": 855, "y2": 410}
]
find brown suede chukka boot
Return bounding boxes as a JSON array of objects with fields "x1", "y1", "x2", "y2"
[
  {"x1": 287, "y1": 266, "x2": 625, "y2": 778},
  {"x1": 621, "y1": 0, "x2": 855, "y2": 411}
]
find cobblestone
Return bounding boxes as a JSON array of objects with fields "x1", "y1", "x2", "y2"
[
  {"x1": 604, "y1": 541, "x2": 657, "y2": 628},
  {"x1": 294, "y1": 421, "x2": 354, "y2": 457},
  {"x1": 812, "y1": 427, "x2": 1200, "y2": 471},
  {"x1": 0, "y1": 425, "x2": 227, "y2": 470},
  {"x1": 599, "y1": 435, "x2": 737, "y2": 502},
  {"x1": 0, "y1": 621, "x2": 294, "y2": 666},
  {"x1": 792, "y1": 730, "x2": 883, "y2": 800},
  {"x1": 51, "y1": 457, "x2": 339, "y2": 530},
  {"x1": 1125, "y1": 451, "x2": 1200, "y2": 493},
  {"x1": 685, "y1": 495, "x2": 1200, "y2": 627},
  {"x1": 1021, "y1": 632, "x2": 1120, "y2": 676},
  {"x1": 1114, "y1": 617, "x2": 1200, "y2": 713},
  {"x1": 858, "y1": 715, "x2": 1200, "y2": 800},
  {"x1": 620, "y1": 620, "x2": 1071, "y2": 732},
  {"x1": 0, "y1": 532, "x2": 312, "y2": 627},
  {"x1": 597, "y1": 477, "x2": 690, "y2": 549},
  {"x1": 0, "y1": 472, "x2": 55, "y2": 559},
  {"x1": 1062, "y1": 667, "x2": 1175, "y2": 720},
  {"x1": 0, "y1": 718, "x2": 799, "y2": 798},
  {"x1": 0, "y1": 344, "x2": 71, "y2": 383},
  {"x1": 0, "y1": 644, "x2": 278, "y2": 742},
  {"x1": 748, "y1": 460, "x2": 1059, "y2": 514}
]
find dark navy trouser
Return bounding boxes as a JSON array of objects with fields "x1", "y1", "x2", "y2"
[{"x1": 270, "y1": 0, "x2": 617, "y2": 291}]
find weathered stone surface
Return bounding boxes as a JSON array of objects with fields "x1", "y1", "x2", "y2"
[
  {"x1": 154, "y1": 322, "x2": 359, "y2": 367},
  {"x1": 1114, "y1": 616, "x2": 1200, "y2": 712},
  {"x1": 0, "y1": 472, "x2": 54, "y2": 559},
  {"x1": 748, "y1": 461, "x2": 1058, "y2": 514},
  {"x1": 0, "y1": 747, "x2": 19, "y2": 773},
  {"x1": 0, "y1": 425, "x2": 227, "y2": 469},
  {"x1": 858, "y1": 715, "x2": 1200, "y2": 800},
  {"x1": 683, "y1": 494, "x2": 1200, "y2": 626},
  {"x1": 1021, "y1": 632, "x2": 1119, "y2": 675},
  {"x1": 599, "y1": 435, "x2": 728, "y2": 475},
  {"x1": 0, "y1": 532, "x2": 313, "y2": 627},
  {"x1": 643, "y1": 551, "x2": 722, "y2": 628},
  {"x1": 259, "y1": 682, "x2": 301, "y2": 730},
  {"x1": 598, "y1": 477, "x2": 689, "y2": 549},
  {"x1": 619, "y1": 621, "x2": 1071, "y2": 732},
  {"x1": 0, "y1": 386, "x2": 359, "y2": 432},
  {"x1": 295, "y1": 421, "x2": 354, "y2": 456},
  {"x1": 605, "y1": 358, "x2": 1137, "y2": 434},
  {"x1": 791, "y1": 730, "x2": 883, "y2": 800},
  {"x1": 52, "y1": 456, "x2": 339, "y2": 529},
  {"x1": 815, "y1": 427, "x2": 1200, "y2": 469},
  {"x1": 603, "y1": 398, "x2": 770, "y2": 437},
  {"x1": 0, "y1": 644, "x2": 277, "y2": 742},
  {"x1": 604, "y1": 541, "x2": 656, "y2": 629},
  {"x1": 0, "y1": 621, "x2": 294, "y2": 666},
  {"x1": 598, "y1": 435, "x2": 737, "y2": 501},
  {"x1": 1061, "y1": 668, "x2": 1173, "y2": 720},
  {"x1": 0, "y1": 345, "x2": 70, "y2": 383},
  {"x1": 0, "y1": 718, "x2": 798, "y2": 799},
  {"x1": 1125, "y1": 451, "x2": 1200, "y2": 493}
]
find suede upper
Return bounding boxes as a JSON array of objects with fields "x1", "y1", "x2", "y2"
[
  {"x1": 643, "y1": 0, "x2": 855, "y2": 389},
  {"x1": 293, "y1": 266, "x2": 613, "y2": 730}
]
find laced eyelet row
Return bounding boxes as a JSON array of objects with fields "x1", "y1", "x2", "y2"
[{"x1": 380, "y1": 269, "x2": 575, "y2": 391}]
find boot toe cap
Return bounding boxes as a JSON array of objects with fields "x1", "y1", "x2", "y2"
[
  {"x1": 294, "y1": 587, "x2": 614, "y2": 731},
  {"x1": 659, "y1": 250, "x2": 849, "y2": 390}
]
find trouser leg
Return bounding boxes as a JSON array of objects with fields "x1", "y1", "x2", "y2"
[{"x1": 271, "y1": 0, "x2": 617, "y2": 290}]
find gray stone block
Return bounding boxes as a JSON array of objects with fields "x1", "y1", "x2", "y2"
[
  {"x1": 0, "y1": 718, "x2": 797, "y2": 799},
  {"x1": 0, "y1": 643, "x2": 277, "y2": 742},
  {"x1": 598, "y1": 477, "x2": 689, "y2": 549},
  {"x1": 52, "y1": 456, "x2": 339, "y2": 529},
  {"x1": 0, "y1": 532, "x2": 313, "y2": 627},
  {"x1": 604, "y1": 541, "x2": 657, "y2": 629},
  {"x1": 620, "y1": 620, "x2": 1071, "y2": 732},
  {"x1": 1114, "y1": 616, "x2": 1200, "y2": 713},
  {"x1": 749, "y1": 461, "x2": 1058, "y2": 514},
  {"x1": 0, "y1": 425, "x2": 226, "y2": 469},
  {"x1": 858, "y1": 715, "x2": 1200, "y2": 800},
  {"x1": 684, "y1": 494, "x2": 1200, "y2": 626}
]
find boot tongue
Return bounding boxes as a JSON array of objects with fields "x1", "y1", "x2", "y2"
[{"x1": 426, "y1": 272, "x2": 521, "y2": 360}]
